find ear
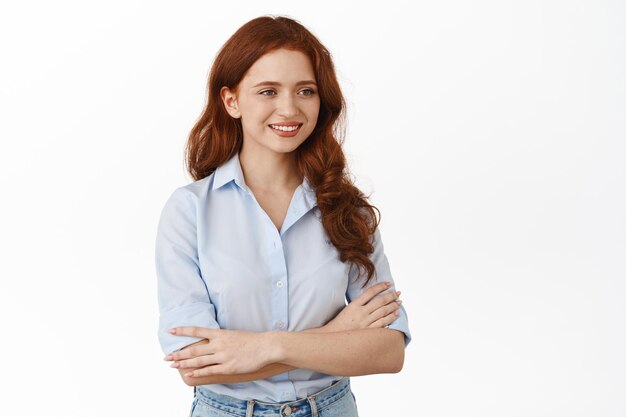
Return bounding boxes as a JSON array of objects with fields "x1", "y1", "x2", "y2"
[{"x1": 220, "y1": 86, "x2": 241, "y2": 119}]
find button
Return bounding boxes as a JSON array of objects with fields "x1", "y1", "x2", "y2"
[
  {"x1": 276, "y1": 321, "x2": 285, "y2": 329},
  {"x1": 283, "y1": 405, "x2": 292, "y2": 416},
  {"x1": 276, "y1": 280, "x2": 284, "y2": 288}
]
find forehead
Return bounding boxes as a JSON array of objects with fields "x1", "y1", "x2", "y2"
[{"x1": 242, "y1": 49, "x2": 316, "y2": 84}]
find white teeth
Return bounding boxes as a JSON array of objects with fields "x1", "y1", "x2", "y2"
[{"x1": 270, "y1": 124, "x2": 300, "y2": 132}]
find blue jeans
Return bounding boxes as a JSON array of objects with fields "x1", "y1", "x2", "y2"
[{"x1": 189, "y1": 377, "x2": 359, "y2": 417}]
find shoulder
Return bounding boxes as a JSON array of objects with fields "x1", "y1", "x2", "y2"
[
  {"x1": 168, "y1": 173, "x2": 216, "y2": 203},
  {"x1": 159, "y1": 173, "x2": 217, "y2": 221}
]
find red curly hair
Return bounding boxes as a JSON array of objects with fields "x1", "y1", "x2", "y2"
[{"x1": 185, "y1": 15, "x2": 381, "y2": 287}]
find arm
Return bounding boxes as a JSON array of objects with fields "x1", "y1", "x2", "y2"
[
  {"x1": 282, "y1": 225, "x2": 411, "y2": 376},
  {"x1": 176, "y1": 326, "x2": 404, "y2": 383},
  {"x1": 269, "y1": 327, "x2": 405, "y2": 376},
  {"x1": 178, "y1": 326, "x2": 328, "y2": 386},
  {"x1": 276, "y1": 226, "x2": 411, "y2": 375},
  {"x1": 170, "y1": 282, "x2": 404, "y2": 384},
  {"x1": 155, "y1": 188, "x2": 222, "y2": 355},
  {"x1": 181, "y1": 328, "x2": 404, "y2": 385}
]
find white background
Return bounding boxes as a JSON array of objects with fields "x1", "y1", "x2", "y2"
[{"x1": 1, "y1": 1, "x2": 624, "y2": 416}]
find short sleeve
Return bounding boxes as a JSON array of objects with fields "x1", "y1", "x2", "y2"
[
  {"x1": 346, "y1": 227, "x2": 412, "y2": 348},
  {"x1": 155, "y1": 187, "x2": 221, "y2": 356}
]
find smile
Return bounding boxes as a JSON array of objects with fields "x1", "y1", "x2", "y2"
[{"x1": 269, "y1": 124, "x2": 302, "y2": 132}]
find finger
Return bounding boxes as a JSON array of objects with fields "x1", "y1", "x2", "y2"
[
  {"x1": 364, "y1": 290, "x2": 401, "y2": 313},
  {"x1": 353, "y1": 281, "x2": 392, "y2": 306},
  {"x1": 168, "y1": 340, "x2": 210, "y2": 361},
  {"x1": 169, "y1": 326, "x2": 218, "y2": 339},
  {"x1": 166, "y1": 339, "x2": 209, "y2": 361},
  {"x1": 369, "y1": 310, "x2": 400, "y2": 328},
  {"x1": 184, "y1": 364, "x2": 228, "y2": 378},
  {"x1": 368, "y1": 298, "x2": 401, "y2": 323},
  {"x1": 172, "y1": 354, "x2": 217, "y2": 369}
]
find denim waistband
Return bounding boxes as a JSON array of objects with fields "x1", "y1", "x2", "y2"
[{"x1": 194, "y1": 377, "x2": 350, "y2": 417}]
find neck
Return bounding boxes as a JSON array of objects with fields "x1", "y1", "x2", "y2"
[{"x1": 238, "y1": 143, "x2": 302, "y2": 193}]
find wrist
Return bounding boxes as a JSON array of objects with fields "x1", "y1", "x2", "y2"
[{"x1": 263, "y1": 331, "x2": 288, "y2": 364}]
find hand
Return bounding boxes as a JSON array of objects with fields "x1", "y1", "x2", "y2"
[
  {"x1": 324, "y1": 281, "x2": 402, "y2": 332},
  {"x1": 163, "y1": 327, "x2": 274, "y2": 377}
]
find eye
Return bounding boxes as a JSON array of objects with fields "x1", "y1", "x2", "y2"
[
  {"x1": 259, "y1": 89, "x2": 276, "y2": 96},
  {"x1": 299, "y1": 88, "x2": 316, "y2": 96}
]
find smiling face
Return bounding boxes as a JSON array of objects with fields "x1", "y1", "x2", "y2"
[{"x1": 220, "y1": 48, "x2": 321, "y2": 157}]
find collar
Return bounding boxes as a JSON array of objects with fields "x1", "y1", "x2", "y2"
[
  {"x1": 212, "y1": 152, "x2": 247, "y2": 191},
  {"x1": 212, "y1": 152, "x2": 317, "y2": 210}
]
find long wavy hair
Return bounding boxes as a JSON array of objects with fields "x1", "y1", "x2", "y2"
[{"x1": 185, "y1": 15, "x2": 381, "y2": 287}]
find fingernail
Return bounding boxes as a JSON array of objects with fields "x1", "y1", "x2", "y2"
[
  {"x1": 168, "y1": 329, "x2": 176, "y2": 334},
  {"x1": 396, "y1": 299, "x2": 402, "y2": 305},
  {"x1": 396, "y1": 291, "x2": 402, "y2": 296},
  {"x1": 163, "y1": 355, "x2": 172, "y2": 361},
  {"x1": 385, "y1": 282, "x2": 392, "y2": 287},
  {"x1": 395, "y1": 311, "x2": 400, "y2": 316},
  {"x1": 170, "y1": 362, "x2": 179, "y2": 368}
]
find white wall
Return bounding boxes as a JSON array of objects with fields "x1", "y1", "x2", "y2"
[{"x1": 0, "y1": 1, "x2": 624, "y2": 416}]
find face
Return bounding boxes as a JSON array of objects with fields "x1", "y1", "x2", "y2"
[{"x1": 221, "y1": 48, "x2": 321, "y2": 156}]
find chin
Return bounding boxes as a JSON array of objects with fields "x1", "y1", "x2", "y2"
[
  {"x1": 266, "y1": 136, "x2": 309, "y2": 152},
  {"x1": 271, "y1": 142, "x2": 304, "y2": 154}
]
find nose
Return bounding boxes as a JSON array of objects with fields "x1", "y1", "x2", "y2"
[{"x1": 276, "y1": 94, "x2": 298, "y2": 118}]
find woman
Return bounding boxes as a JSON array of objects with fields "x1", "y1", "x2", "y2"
[{"x1": 156, "y1": 15, "x2": 411, "y2": 417}]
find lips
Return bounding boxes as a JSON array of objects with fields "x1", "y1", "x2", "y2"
[
  {"x1": 269, "y1": 122, "x2": 303, "y2": 137},
  {"x1": 269, "y1": 123, "x2": 302, "y2": 132}
]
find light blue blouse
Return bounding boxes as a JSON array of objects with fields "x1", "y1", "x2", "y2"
[{"x1": 155, "y1": 152, "x2": 411, "y2": 402}]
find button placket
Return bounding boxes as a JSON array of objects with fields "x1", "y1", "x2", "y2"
[{"x1": 265, "y1": 213, "x2": 288, "y2": 334}]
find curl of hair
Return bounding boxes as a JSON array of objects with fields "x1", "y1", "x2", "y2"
[{"x1": 185, "y1": 15, "x2": 381, "y2": 287}]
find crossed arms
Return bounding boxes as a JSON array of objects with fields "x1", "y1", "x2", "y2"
[{"x1": 164, "y1": 282, "x2": 406, "y2": 386}]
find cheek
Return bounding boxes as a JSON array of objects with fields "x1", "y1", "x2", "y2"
[
  {"x1": 304, "y1": 100, "x2": 321, "y2": 122},
  {"x1": 241, "y1": 103, "x2": 273, "y2": 127}
]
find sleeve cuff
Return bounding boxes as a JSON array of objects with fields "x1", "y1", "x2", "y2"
[
  {"x1": 158, "y1": 302, "x2": 221, "y2": 356},
  {"x1": 385, "y1": 304, "x2": 412, "y2": 348}
]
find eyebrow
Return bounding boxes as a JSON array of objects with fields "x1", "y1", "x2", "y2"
[{"x1": 251, "y1": 80, "x2": 317, "y2": 88}]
